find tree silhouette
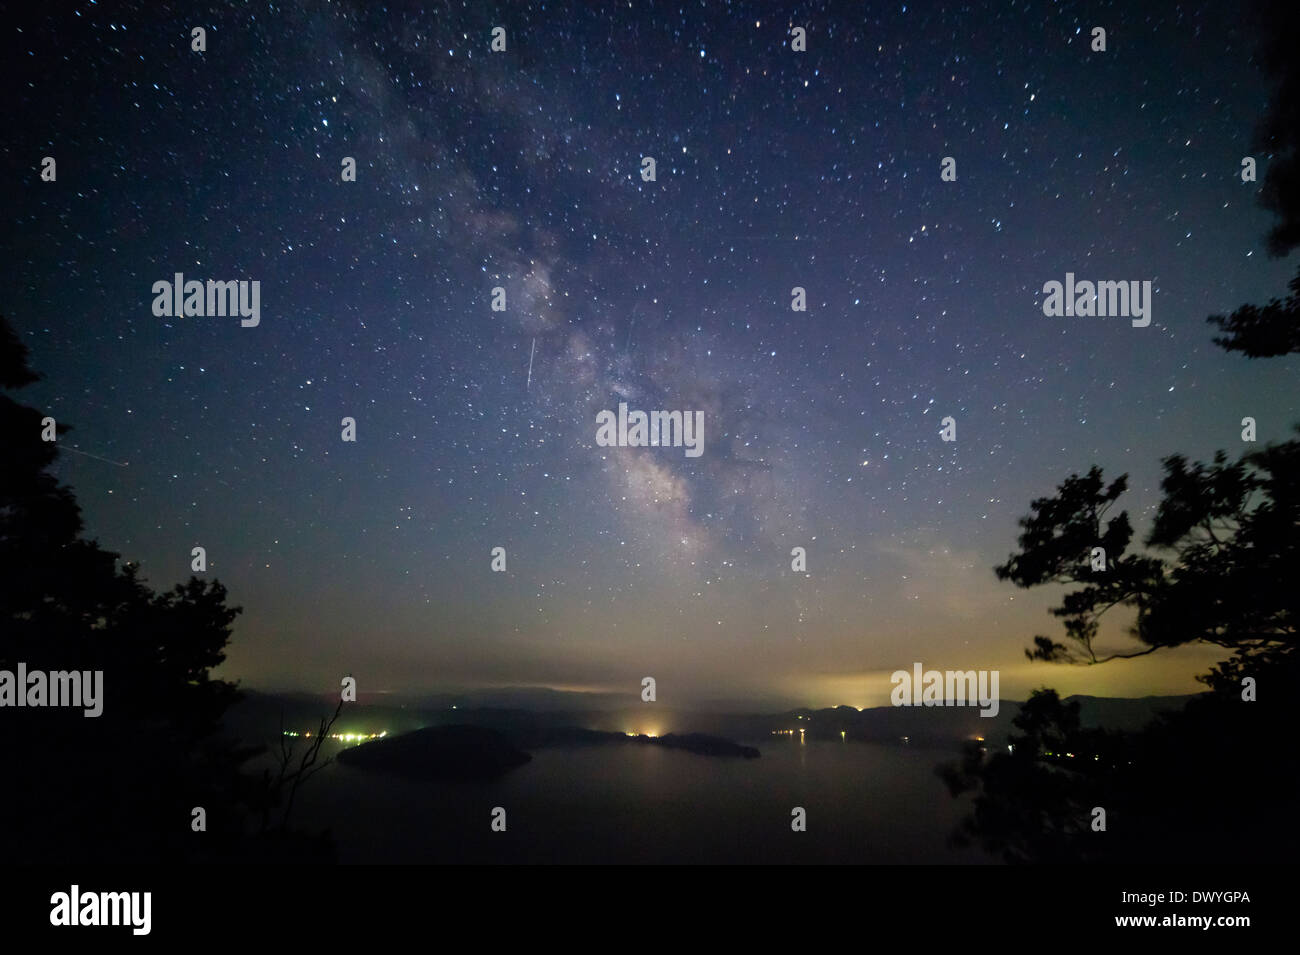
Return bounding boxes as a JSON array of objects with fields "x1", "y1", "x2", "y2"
[
  {"x1": 944, "y1": 436, "x2": 1298, "y2": 863},
  {"x1": 1206, "y1": 0, "x2": 1300, "y2": 355},
  {"x1": 0, "y1": 314, "x2": 329, "y2": 862},
  {"x1": 260, "y1": 698, "x2": 346, "y2": 833},
  {"x1": 994, "y1": 437, "x2": 1296, "y2": 679},
  {"x1": 939, "y1": 690, "x2": 1120, "y2": 864}
]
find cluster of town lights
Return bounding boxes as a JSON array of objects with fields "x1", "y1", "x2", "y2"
[{"x1": 282, "y1": 730, "x2": 387, "y2": 743}]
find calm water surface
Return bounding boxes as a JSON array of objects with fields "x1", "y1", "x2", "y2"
[{"x1": 290, "y1": 738, "x2": 992, "y2": 863}]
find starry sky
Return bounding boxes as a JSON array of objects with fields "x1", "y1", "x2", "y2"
[{"x1": 4, "y1": 0, "x2": 1297, "y2": 708}]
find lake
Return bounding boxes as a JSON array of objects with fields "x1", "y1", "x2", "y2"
[{"x1": 289, "y1": 737, "x2": 992, "y2": 863}]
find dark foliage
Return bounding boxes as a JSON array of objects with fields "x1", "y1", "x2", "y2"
[{"x1": 0, "y1": 314, "x2": 331, "y2": 862}]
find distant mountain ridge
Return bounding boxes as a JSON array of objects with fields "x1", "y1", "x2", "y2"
[{"x1": 222, "y1": 688, "x2": 1204, "y2": 751}]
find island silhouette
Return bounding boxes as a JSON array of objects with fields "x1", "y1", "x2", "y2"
[{"x1": 334, "y1": 723, "x2": 760, "y2": 781}]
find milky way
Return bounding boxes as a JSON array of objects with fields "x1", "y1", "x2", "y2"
[{"x1": 4, "y1": 0, "x2": 1296, "y2": 705}]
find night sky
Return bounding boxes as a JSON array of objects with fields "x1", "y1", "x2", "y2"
[{"x1": 5, "y1": 0, "x2": 1296, "y2": 707}]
